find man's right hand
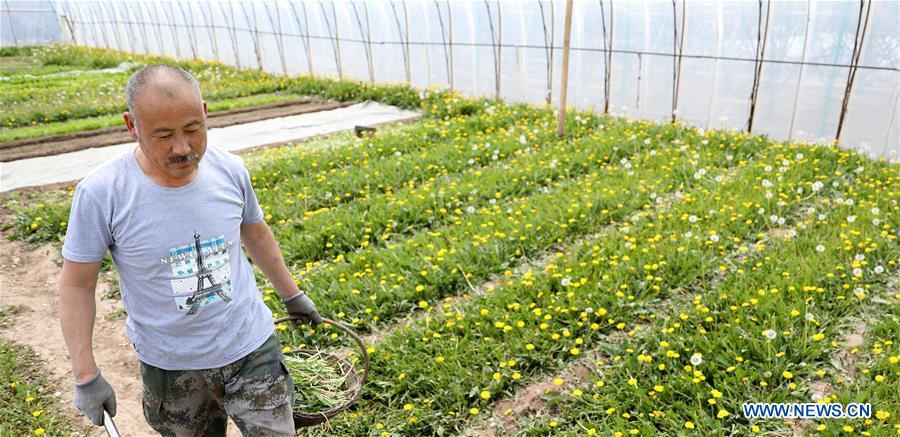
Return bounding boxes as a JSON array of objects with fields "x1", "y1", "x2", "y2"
[{"x1": 74, "y1": 370, "x2": 117, "y2": 426}]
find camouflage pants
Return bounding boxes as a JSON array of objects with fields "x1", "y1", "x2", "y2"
[{"x1": 140, "y1": 335, "x2": 295, "y2": 436}]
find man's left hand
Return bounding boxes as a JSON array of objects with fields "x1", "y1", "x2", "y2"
[{"x1": 282, "y1": 292, "x2": 323, "y2": 329}]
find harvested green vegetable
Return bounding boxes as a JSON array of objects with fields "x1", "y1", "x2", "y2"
[{"x1": 284, "y1": 353, "x2": 352, "y2": 412}]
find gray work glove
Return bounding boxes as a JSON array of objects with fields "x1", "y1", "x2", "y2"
[
  {"x1": 74, "y1": 370, "x2": 116, "y2": 426},
  {"x1": 282, "y1": 292, "x2": 323, "y2": 329}
]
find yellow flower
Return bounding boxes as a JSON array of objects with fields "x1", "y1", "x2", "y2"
[
  {"x1": 783, "y1": 371, "x2": 793, "y2": 379},
  {"x1": 812, "y1": 333, "x2": 825, "y2": 341},
  {"x1": 31, "y1": 410, "x2": 43, "y2": 417},
  {"x1": 403, "y1": 404, "x2": 413, "y2": 410},
  {"x1": 469, "y1": 407, "x2": 479, "y2": 415},
  {"x1": 685, "y1": 421, "x2": 695, "y2": 429},
  {"x1": 627, "y1": 378, "x2": 637, "y2": 386},
  {"x1": 553, "y1": 378, "x2": 564, "y2": 386},
  {"x1": 874, "y1": 375, "x2": 884, "y2": 382},
  {"x1": 34, "y1": 429, "x2": 45, "y2": 436},
  {"x1": 875, "y1": 410, "x2": 890, "y2": 420},
  {"x1": 717, "y1": 409, "x2": 730, "y2": 419},
  {"x1": 570, "y1": 347, "x2": 580, "y2": 356},
  {"x1": 435, "y1": 356, "x2": 445, "y2": 363},
  {"x1": 842, "y1": 425, "x2": 853, "y2": 433},
  {"x1": 653, "y1": 385, "x2": 664, "y2": 393},
  {"x1": 480, "y1": 391, "x2": 491, "y2": 400}
]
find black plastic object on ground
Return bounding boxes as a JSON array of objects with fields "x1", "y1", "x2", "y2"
[{"x1": 354, "y1": 125, "x2": 377, "y2": 138}]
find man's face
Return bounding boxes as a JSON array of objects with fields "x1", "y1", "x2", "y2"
[{"x1": 124, "y1": 80, "x2": 208, "y2": 184}]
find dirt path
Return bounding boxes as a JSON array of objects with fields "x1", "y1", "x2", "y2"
[
  {"x1": 0, "y1": 98, "x2": 352, "y2": 162},
  {"x1": 0, "y1": 231, "x2": 244, "y2": 436}
]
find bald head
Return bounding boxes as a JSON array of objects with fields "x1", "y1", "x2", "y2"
[{"x1": 125, "y1": 64, "x2": 202, "y2": 122}]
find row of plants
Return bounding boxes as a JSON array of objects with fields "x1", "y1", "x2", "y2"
[
  {"x1": 1, "y1": 44, "x2": 475, "y2": 142},
  {"x1": 260, "y1": 109, "x2": 608, "y2": 265},
  {"x1": 523, "y1": 162, "x2": 897, "y2": 435},
  {"x1": 267, "y1": 123, "x2": 769, "y2": 341},
  {"x1": 292, "y1": 140, "x2": 895, "y2": 435}
]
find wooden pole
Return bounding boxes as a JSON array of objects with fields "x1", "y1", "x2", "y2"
[{"x1": 557, "y1": 0, "x2": 574, "y2": 138}]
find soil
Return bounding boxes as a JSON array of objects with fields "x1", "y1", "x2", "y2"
[
  {"x1": 0, "y1": 98, "x2": 353, "y2": 162},
  {"x1": 0, "y1": 222, "x2": 243, "y2": 436},
  {"x1": 470, "y1": 351, "x2": 601, "y2": 437}
]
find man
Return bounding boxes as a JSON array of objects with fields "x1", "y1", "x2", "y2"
[{"x1": 58, "y1": 64, "x2": 321, "y2": 435}]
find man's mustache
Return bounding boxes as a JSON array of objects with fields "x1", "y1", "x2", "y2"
[{"x1": 167, "y1": 152, "x2": 197, "y2": 165}]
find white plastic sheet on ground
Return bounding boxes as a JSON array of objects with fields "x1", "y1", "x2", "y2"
[{"x1": 0, "y1": 101, "x2": 420, "y2": 192}]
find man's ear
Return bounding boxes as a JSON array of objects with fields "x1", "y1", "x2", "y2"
[
  {"x1": 123, "y1": 112, "x2": 138, "y2": 139},
  {"x1": 202, "y1": 100, "x2": 208, "y2": 116}
]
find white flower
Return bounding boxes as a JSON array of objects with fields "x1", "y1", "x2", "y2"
[
  {"x1": 690, "y1": 354, "x2": 703, "y2": 366},
  {"x1": 394, "y1": 151, "x2": 403, "y2": 157},
  {"x1": 818, "y1": 214, "x2": 827, "y2": 221},
  {"x1": 561, "y1": 277, "x2": 571, "y2": 287},
  {"x1": 519, "y1": 134, "x2": 527, "y2": 145},
  {"x1": 832, "y1": 181, "x2": 840, "y2": 187},
  {"x1": 847, "y1": 216, "x2": 856, "y2": 223},
  {"x1": 764, "y1": 165, "x2": 773, "y2": 172},
  {"x1": 688, "y1": 215, "x2": 698, "y2": 223},
  {"x1": 466, "y1": 206, "x2": 476, "y2": 214},
  {"x1": 804, "y1": 313, "x2": 815, "y2": 321},
  {"x1": 855, "y1": 254, "x2": 866, "y2": 261},
  {"x1": 710, "y1": 235, "x2": 720, "y2": 243},
  {"x1": 816, "y1": 245, "x2": 825, "y2": 252},
  {"x1": 762, "y1": 179, "x2": 773, "y2": 188},
  {"x1": 472, "y1": 144, "x2": 479, "y2": 151},
  {"x1": 796, "y1": 153, "x2": 804, "y2": 160},
  {"x1": 874, "y1": 266, "x2": 884, "y2": 274},
  {"x1": 853, "y1": 268, "x2": 863, "y2": 277},
  {"x1": 811, "y1": 181, "x2": 824, "y2": 192},
  {"x1": 764, "y1": 329, "x2": 777, "y2": 340},
  {"x1": 770, "y1": 215, "x2": 779, "y2": 223},
  {"x1": 644, "y1": 139, "x2": 651, "y2": 145},
  {"x1": 549, "y1": 159, "x2": 558, "y2": 169},
  {"x1": 871, "y1": 207, "x2": 880, "y2": 215},
  {"x1": 873, "y1": 219, "x2": 880, "y2": 226},
  {"x1": 489, "y1": 199, "x2": 497, "y2": 205}
]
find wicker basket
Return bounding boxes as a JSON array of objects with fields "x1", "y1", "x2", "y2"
[{"x1": 274, "y1": 316, "x2": 370, "y2": 428}]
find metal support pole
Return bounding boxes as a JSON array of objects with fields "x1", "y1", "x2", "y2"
[{"x1": 557, "y1": 0, "x2": 574, "y2": 137}]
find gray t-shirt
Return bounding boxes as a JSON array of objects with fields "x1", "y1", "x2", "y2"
[{"x1": 62, "y1": 146, "x2": 275, "y2": 370}]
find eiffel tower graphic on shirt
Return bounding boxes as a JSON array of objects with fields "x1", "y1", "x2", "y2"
[{"x1": 184, "y1": 231, "x2": 231, "y2": 315}]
